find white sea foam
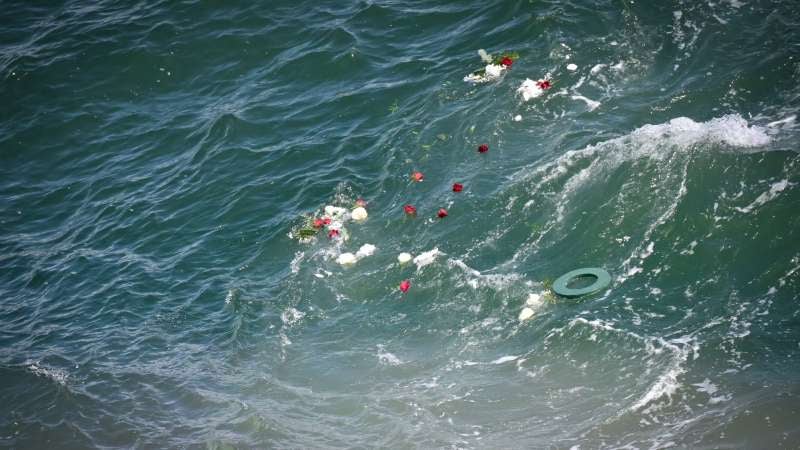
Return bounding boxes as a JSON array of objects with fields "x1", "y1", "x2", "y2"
[
  {"x1": 27, "y1": 362, "x2": 69, "y2": 386},
  {"x1": 491, "y1": 355, "x2": 519, "y2": 365},
  {"x1": 734, "y1": 179, "x2": 791, "y2": 213},
  {"x1": 414, "y1": 248, "x2": 441, "y2": 270},
  {"x1": 377, "y1": 345, "x2": 403, "y2": 366},
  {"x1": 570, "y1": 94, "x2": 601, "y2": 111}
]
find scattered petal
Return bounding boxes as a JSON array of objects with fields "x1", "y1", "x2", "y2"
[
  {"x1": 404, "y1": 204, "x2": 417, "y2": 215},
  {"x1": 398, "y1": 252, "x2": 413, "y2": 264},
  {"x1": 536, "y1": 80, "x2": 552, "y2": 90},
  {"x1": 452, "y1": 183, "x2": 464, "y2": 192},
  {"x1": 313, "y1": 219, "x2": 325, "y2": 229},
  {"x1": 437, "y1": 208, "x2": 448, "y2": 218},
  {"x1": 328, "y1": 229, "x2": 340, "y2": 239},
  {"x1": 513, "y1": 115, "x2": 522, "y2": 122},
  {"x1": 399, "y1": 280, "x2": 411, "y2": 293},
  {"x1": 355, "y1": 198, "x2": 367, "y2": 207},
  {"x1": 566, "y1": 63, "x2": 578, "y2": 71},
  {"x1": 478, "y1": 144, "x2": 489, "y2": 153},
  {"x1": 322, "y1": 217, "x2": 332, "y2": 225},
  {"x1": 411, "y1": 171, "x2": 424, "y2": 182},
  {"x1": 519, "y1": 307, "x2": 535, "y2": 321}
]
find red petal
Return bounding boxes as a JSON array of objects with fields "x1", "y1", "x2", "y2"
[
  {"x1": 452, "y1": 183, "x2": 463, "y2": 192},
  {"x1": 355, "y1": 198, "x2": 367, "y2": 207},
  {"x1": 404, "y1": 204, "x2": 417, "y2": 215},
  {"x1": 328, "y1": 229, "x2": 339, "y2": 239},
  {"x1": 437, "y1": 208, "x2": 448, "y2": 218},
  {"x1": 478, "y1": 144, "x2": 489, "y2": 153},
  {"x1": 399, "y1": 280, "x2": 411, "y2": 293},
  {"x1": 323, "y1": 217, "x2": 332, "y2": 225},
  {"x1": 501, "y1": 57, "x2": 513, "y2": 67},
  {"x1": 411, "y1": 171, "x2": 424, "y2": 182},
  {"x1": 313, "y1": 219, "x2": 324, "y2": 229}
]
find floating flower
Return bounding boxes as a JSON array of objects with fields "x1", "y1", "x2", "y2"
[
  {"x1": 437, "y1": 208, "x2": 448, "y2": 218},
  {"x1": 517, "y1": 78, "x2": 549, "y2": 101},
  {"x1": 355, "y1": 198, "x2": 367, "y2": 207},
  {"x1": 337, "y1": 252, "x2": 357, "y2": 266},
  {"x1": 351, "y1": 207, "x2": 368, "y2": 222},
  {"x1": 397, "y1": 252, "x2": 413, "y2": 264},
  {"x1": 411, "y1": 171, "x2": 424, "y2": 182},
  {"x1": 518, "y1": 307, "x2": 535, "y2": 321},
  {"x1": 399, "y1": 280, "x2": 411, "y2": 293},
  {"x1": 313, "y1": 218, "x2": 325, "y2": 229},
  {"x1": 356, "y1": 243, "x2": 376, "y2": 258},
  {"x1": 404, "y1": 204, "x2": 417, "y2": 215},
  {"x1": 322, "y1": 217, "x2": 332, "y2": 225},
  {"x1": 478, "y1": 144, "x2": 489, "y2": 153},
  {"x1": 452, "y1": 183, "x2": 463, "y2": 192},
  {"x1": 501, "y1": 56, "x2": 513, "y2": 68},
  {"x1": 328, "y1": 229, "x2": 340, "y2": 239},
  {"x1": 484, "y1": 63, "x2": 504, "y2": 78},
  {"x1": 566, "y1": 63, "x2": 578, "y2": 71}
]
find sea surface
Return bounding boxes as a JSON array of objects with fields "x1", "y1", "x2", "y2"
[{"x1": 2, "y1": 0, "x2": 800, "y2": 448}]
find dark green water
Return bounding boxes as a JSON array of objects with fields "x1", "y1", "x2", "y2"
[{"x1": 2, "y1": 0, "x2": 800, "y2": 448}]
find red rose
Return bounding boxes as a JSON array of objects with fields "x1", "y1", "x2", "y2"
[
  {"x1": 536, "y1": 80, "x2": 551, "y2": 90},
  {"x1": 452, "y1": 183, "x2": 463, "y2": 192},
  {"x1": 404, "y1": 204, "x2": 417, "y2": 215},
  {"x1": 501, "y1": 56, "x2": 513, "y2": 68},
  {"x1": 478, "y1": 144, "x2": 489, "y2": 153},
  {"x1": 313, "y1": 218, "x2": 324, "y2": 229},
  {"x1": 437, "y1": 208, "x2": 448, "y2": 218},
  {"x1": 411, "y1": 171, "x2": 424, "y2": 182},
  {"x1": 328, "y1": 229, "x2": 339, "y2": 239},
  {"x1": 323, "y1": 217, "x2": 332, "y2": 225},
  {"x1": 399, "y1": 280, "x2": 411, "y2": 293}
]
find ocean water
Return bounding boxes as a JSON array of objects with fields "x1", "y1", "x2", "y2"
[{"x1": 2, "y1": 0, "x2": 800, "y2": 448}]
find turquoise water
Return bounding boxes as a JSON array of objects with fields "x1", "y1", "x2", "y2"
[{"x1": 2, "y1": 0, "x2": 800, "y2": 448}]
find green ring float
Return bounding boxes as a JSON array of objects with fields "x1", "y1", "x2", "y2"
[{"x1": 552, "y1": 267, "x2": 611, "y2": 298}]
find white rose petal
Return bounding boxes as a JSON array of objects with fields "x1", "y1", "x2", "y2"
[
  {"x1": 351, "y1": 207, "x2": 368, "y2": 222},
  {"x1": 514, "y1": 114, "x2": 522, "y2": 122},
  {"x1": 567, "y1": 63, "x2": 578, "y2": 71},
  {"x1": 397, "y1": 252, "x2": 413, "y2": 264}
]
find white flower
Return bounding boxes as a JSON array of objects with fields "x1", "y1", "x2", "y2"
[
  {"x1": 336, "y1": 252, "x2": 357, "y2": 266},
  {"x1": 413, "y1": 248, "x2": 440, "y2": 269},
  {"x1": 397, "y1": 252, "x2": 413, "y2": 264},
  {"x1": 518, "y1": 307, "x2": 535, "y2": 321},
  {"x1": 566, "y1": 63, "x2": 578, "y2": 71},
  {"x1": 513, "y1": 114, "x2": 522, "y2": 122},
  {"x1": 484, "y1": 64, "x2": 505, "y2": 78},
  {"x1": 324, "y1": 205, "x2": 347, "y2": 219},
  {"x1": 351, "y1": 207, "x2": 368, "y2": 222},
  {"x1": 356, "y1": 244, "x2": 376, "y2": 258},
  {"x1": 517, "y1": 78, "x2": 545, "y2": 101},
  {"x1": 526, "y1": 293, "x2": 542, "y2": 306},
  {"x1": 463, "y1": 73, "x2": 487, "y2": 83}
]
